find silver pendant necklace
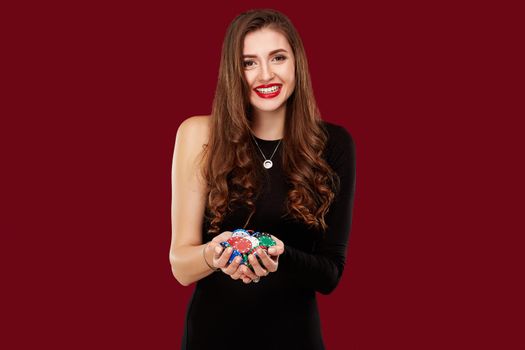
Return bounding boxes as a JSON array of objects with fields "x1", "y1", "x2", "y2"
[{"x1": 250, "y1": 133, "x2": 282, "y2": 169}]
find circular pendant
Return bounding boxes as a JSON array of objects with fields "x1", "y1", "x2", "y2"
[{"x1": 263, "y1": 160, "x2": 273, "y2": 169}]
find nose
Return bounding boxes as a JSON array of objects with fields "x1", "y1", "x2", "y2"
[{"x1": 259, "y1": 61, "x2": 275, "y2": 82}]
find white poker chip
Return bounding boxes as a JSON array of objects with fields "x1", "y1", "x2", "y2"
[
  {"x1": 232, "y1": 228, "x2": 249, "y2": 237},
  {"x1": 246, "y1": 235, "x2": 260, "y2": 248}
]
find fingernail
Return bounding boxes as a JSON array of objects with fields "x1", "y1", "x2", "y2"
[
  {"x1": 215, "y1": 247, "x2": 221, "y2": 254},
  {"x1": 269, "y1": 247, "x2": 275, "y2": 254}
]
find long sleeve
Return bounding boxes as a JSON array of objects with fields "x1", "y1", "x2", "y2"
[{"x1": 279, "y1": 125, "x2": 357, "y2": 295}]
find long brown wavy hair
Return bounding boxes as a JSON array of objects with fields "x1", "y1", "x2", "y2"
[{"x1": 198, "y1": 8, "x2": 340, "y2": 236}]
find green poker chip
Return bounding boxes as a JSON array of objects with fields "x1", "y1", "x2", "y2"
[{"x1": 258, "y1": 235, "x2": 276, "y2": 247}]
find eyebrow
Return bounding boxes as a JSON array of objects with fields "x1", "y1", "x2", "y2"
[{"x1": 242, "y1": 49, "x2": 289, "y2": 58}]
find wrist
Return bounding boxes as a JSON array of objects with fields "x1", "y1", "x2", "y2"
[{"x1": 203, "y1": 242, "x2": 220, "y2": 272}]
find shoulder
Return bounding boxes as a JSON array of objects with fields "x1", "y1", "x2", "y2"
[
  {"x1": 320, "y1": 120, "x2": 355, "y2": 161},
  {"x1": 319, "y1": 121, "x2": 356, "y2": 183},
  {"x1": 179, "y1": 115, "x2": 210, "y2": 137},
  {"x1": 177, "y1": 115, "x2": 210, "y2": 149}
]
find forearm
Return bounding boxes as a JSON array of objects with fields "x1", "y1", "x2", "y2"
[
  {"x1": 170, "y1": 243, "x2": 217, "y2": 286},
  {"x1": 280, "y1": 245, "x2": 344, "y2": 295},
  {"x1": 278, "y1": 125, "x2": 356, "y2": 295}
]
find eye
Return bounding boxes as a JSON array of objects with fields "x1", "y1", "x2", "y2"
[{"x1": 243, "y1": 55, "x2": 287, "y2": 68}]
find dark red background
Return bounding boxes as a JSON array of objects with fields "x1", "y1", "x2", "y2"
[{"x1": 2, "y1": 1, "x2": 523, "y2": 349}]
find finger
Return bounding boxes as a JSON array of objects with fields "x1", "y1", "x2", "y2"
[
  {"x1": 270, "y1": 234, "x2": 283, "y2": 246},
  {"x1": 210, "y1": 244, "x2": 223, "y2": 270},
  {"x1": 213, "y1": 244, "x2": 224, "y2": 260},
  {"x1": 214, "y1": 246, "x2": 232, "y2": 269},
  {"x1": 269, "y1": 236, "x2": 285, "y2": 256},
  {"x1": 239, "y1": 270, "x2": 253, "y2": 284},
  {"x1": 239, "y1": 263, "x2": 258, "y2": 281},
  {"x1": 224, "y1": 230, "x2": 233, "y2": 240},
  {"x1": 248, "y1": 252, "x2": 269, "y2": 277},
  {"x1": 212, "y1": 230, "x2": 233, "y2": 243},
  {"x1": 254, "y1": 248, "x2": 277, "y2": 272},
  {"x1": 225, "y1": 256, "x2": 244, "y2": 278},
  {"x1": 220, "y1": 247, "x2": 233, "y2": 266}
]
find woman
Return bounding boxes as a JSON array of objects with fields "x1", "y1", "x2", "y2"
[{"x1": 170, "y1": 8, "x2": 356, "y2": 350}]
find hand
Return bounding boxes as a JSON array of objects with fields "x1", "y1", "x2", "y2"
[
  {"x1": 207, "y1": 231, "x2": 251, "y2": 282},
  {"x1": 240, "y1": 234, "x2": 285, "y2": 283},
  {"x1": 205, "y1": 230, "x2": 233, "y2": 269}
]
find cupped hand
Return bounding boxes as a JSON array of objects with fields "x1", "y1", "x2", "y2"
[
  {"x1": 239, "y1": 234, "x2": 285, "y2": 284},
  {"x1": 208, "y1": 231, "x2": 249, "y2": 281}
]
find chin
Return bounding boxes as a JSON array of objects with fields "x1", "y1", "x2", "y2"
[
  {"x1": 252, "y1": 103, "x2": 286, "y2": 113},
  {"x1": 250, "y1": 97, "x2": 288, "y2": 113}
]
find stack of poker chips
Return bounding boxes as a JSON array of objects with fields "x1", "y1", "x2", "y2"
[{"x1": 220, "y1": 228, "x2": 277, "y2": 271}]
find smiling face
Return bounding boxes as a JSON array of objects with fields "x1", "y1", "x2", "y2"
[{"x1": 242, "y1": 27, "x2": 296, "y2": 115}]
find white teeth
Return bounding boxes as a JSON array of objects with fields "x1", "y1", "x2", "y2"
[{"x1": 256, "y1": 86, "x2": 280, "y2": 93}]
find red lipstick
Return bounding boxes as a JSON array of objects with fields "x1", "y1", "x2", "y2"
[{"x1": 253, "y1": 83, "x2": 282, "y2": 99}]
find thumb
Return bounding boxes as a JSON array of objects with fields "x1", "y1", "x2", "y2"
[
  {"x1": 268, "y1": 246, "x2": 283, "y2": 255},
  {"x1": 214, "y1": 245, "x2": 223, "y2": 258}
]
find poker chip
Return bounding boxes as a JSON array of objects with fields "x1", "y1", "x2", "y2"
[
  {"x1": 227, "y1": 236, "x2": 240, "y2": 245},
  {"x1": 219, "y1": 229, "x2": 277, "y2": 270},
  {"x1": 228, "y1": 250, "x2": 243, "y2": 264},
  {"x1": 232, "y1": 228, "x2": 248, "y2": 237},
  {"x1": 246, "y1": 235, "x2": 260, "y2": 248},
  {"x1": 258, "y1": 235, "x2": 276, "y2": 247},
  {"x1": 227, "y1": 236, "x2": 252, "y2": 253}
]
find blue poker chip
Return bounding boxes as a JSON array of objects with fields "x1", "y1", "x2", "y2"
[{"x1": 227, "y1": 249, "x2": 243, "y2": 264}]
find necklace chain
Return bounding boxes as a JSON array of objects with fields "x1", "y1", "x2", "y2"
[{"x1": 250, "y1": 133, "x2": 282, "y2": 169}]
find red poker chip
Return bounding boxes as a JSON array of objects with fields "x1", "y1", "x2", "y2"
[
  {"x1": 227, "y1": 236, "x2": 241, "y2": 245},
  {"x1": 227, "y1": 236, "x2": 252, "y2": 254}
]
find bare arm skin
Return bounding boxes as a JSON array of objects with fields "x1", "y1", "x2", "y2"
[
  {"x1": 169, "y1": 116, "x2": 216, "y2": 286},
  {"x1": 169, "y1": 116, "x2": 258, "y2": 285}
]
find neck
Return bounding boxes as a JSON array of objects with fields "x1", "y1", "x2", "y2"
[{"x1": 251, "y1": 105, "x2": 286, "y2": 140}]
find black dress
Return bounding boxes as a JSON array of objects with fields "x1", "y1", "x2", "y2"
[{"x1": 181, "y1": 121, "x2": 356, "y2": 350}]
